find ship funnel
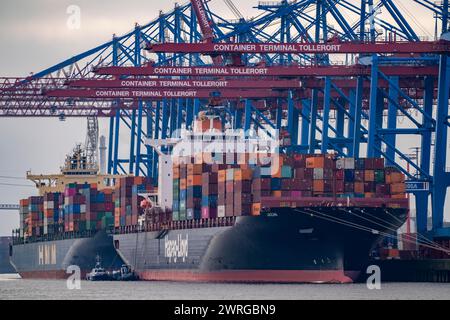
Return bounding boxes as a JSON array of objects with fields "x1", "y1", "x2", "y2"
[{"x1": 99, "y1": 135, "x2": 107, "y2": 174}]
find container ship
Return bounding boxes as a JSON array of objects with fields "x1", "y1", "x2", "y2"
[
  {"x1": 0, "y1": 237, "x2": 15, "y2": 274},
  {"x1": 111, "y1": 114, "x2": 409, "y2": 283},
  {"x1": 10, "y1": 114, "x2": 408, "y2": 282},
  {"x1": 10, "y1": 145, "x2": 126, "y2": 279}
]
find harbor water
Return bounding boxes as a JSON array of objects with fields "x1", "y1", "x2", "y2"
[{"x1": 0, "y1": 274, "x2": 449, "y2": 300}]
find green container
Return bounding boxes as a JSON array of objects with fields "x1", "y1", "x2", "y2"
[
  {"x1": 172, "y1": 211, "x2": 180, "y2": 221},
  {"x1": 179, "y1": 200, "x2": 186, "y2": 211},
  {"x1": 374, "y1": 170, "x2": 385, "y2": 183},
  {"x1": 78, "y1": 222, "x2": 87, "y2": 232},
  {"x1": 179, "y1": 209, "x2": 187, "y2": 221},
  {"x1": 281, "y1": 165, "x2": 293, "y2": 178}
]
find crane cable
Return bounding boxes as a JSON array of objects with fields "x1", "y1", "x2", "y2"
[
  {"x1": 295, "y1": 208, "x2": 450, "y2": 254},
  {"x1": 342, "y1": 208, "x2": 449, "y2": 253},
  {"x1": 222, "y1": 0, "x2": 243, "y2": 19},
  {"x1": 300, "y1": 208, "x2": 450, "y2": 254}
]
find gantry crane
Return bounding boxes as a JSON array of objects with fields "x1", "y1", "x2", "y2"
[{"x1": 0, "y1": 0, "x2": 449, "y2": 237}]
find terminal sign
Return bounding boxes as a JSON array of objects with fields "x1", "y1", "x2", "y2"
[{"x1": 405, "y1": 181, "x2": 430, "y2": 193}]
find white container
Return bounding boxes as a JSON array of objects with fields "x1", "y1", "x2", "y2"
[
  {"x1": 44, "y1": 201, "x2": 54, "y2": 210},
  {"x1": 336, "y1": 159, "x2": 345, "y2": 170},
  {"x1": 313, "y1": 168, "x2": 324, "y2": 180},
  {"x1": 80, "y1": 204, "x2": 87, "y2": 213},
  {"x1": 344, "y1": 158, "x2": 355, "y2": 169},
  {"x1": 218, "y1": 205, "x2": 226, "y2": 218}
]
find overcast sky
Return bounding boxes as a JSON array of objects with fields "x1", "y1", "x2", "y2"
[{"x1": 0, "y1": 1, "x2": 447, "y2": 235}]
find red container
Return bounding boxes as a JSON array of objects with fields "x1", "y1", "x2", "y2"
[
  {"x1": 335, "y1": 180, "x2": 345, "y2": 193},
  {"x1": 364, "y1": 182, "x2": 376, "y2": 193},
  {"x1": 234, "y1": 180, "x2": 252, "y2": 193},
  {"x1": 323, "y1": 180, "x2": 333, "y2": 193},
  {"x1": 374, "y1": 158, "x2": 385, "y2": 169},
  {"x1": 335, "y1": 169, "x2": 344, "y2": 180},
  {"x1": 226, "y1": 181, "x2": 234, "y2": 193},
  {"x1": 225, "y1": 203, "x2": 234, "y2": 217},
  {"x1": 260, "y1": 178, "x2": 272, "y2": 190},
  {"x1": 323, "y1": 169, "x2": 334, "y2": 180},
  {"x1": 234, "y1": 193, "x2": 253, "y2": 205},
  {"x1": 355, "y1": 170, "x2": 364, "y2": 182},
  {"x1": 344, "y1": 182, "x2": 354, "y2": 192},
  {"x1": 281, "y1": 179, "x2": 291, "y2": 190}
]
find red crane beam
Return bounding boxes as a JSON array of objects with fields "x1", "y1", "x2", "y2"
[
  {"x1": 94, "y1": 65, "x2": 439, "y2": 77},
  {"x1": 43, "y1": 88, "x2": 289, "y2": 100},
  {"x1": 67, "y1": 79, "x2": 303, "y2": 89},
  {"x1": 146, "y1": 40, "x2": 450, "y2": 54},
  {"x1": 190, "y1": 0, "x2": 215, "y2": 42}
]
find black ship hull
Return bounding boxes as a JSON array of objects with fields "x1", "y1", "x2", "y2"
[
  {"x1": 10, "y1": 231, "x2": 123, "y2": 279},
  {"x1": 113, "y1": 207, "x2": 408, "y2": 283}
]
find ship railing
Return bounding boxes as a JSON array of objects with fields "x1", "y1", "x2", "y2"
[
  {"x1": 12, "y1": 229, "x2": 98, "y2": 244},
  {"x1": 112, "y1": 217, "x2": 238, "y2": 235}
]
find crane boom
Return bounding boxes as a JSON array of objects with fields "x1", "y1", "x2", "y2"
[{"x1": 190, "y1": 0, "x2": 215, "y2": 42}]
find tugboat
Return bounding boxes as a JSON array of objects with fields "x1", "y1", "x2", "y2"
[
  {"x1": 86, "y1": 255, "x2": 111, "y2": 281},
  {"x1": 111, "y1": 264, "x2": 139, "y2": 281}
]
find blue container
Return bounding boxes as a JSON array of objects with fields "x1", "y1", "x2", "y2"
[
  {"x1": 194, "y1": 209, "x2": 202, "y2": 220},
  {"x1": 260, "y1": 167, "x2": 272, "y2": 177},
  {"x1": 202, "y1": 195, "x2": 218, "y2": 207},
  {"x1": 270, "y1": 178, "x2": 281, "y2": 190},
  {"x1": 96, "y1": 193, "x2": 105, "y2": 203},
  {"x1": 187, "y1": 208, "x2": 201, "y2": 220},
  {"x1": 252, "y1": 167, "x2": 261, "y2": 178},
  {"x1": 172, "y1": 201, "x2": 180, "y2": 211},
  {"x1": 187, "y1": 186, "x2": 202, "y2": 198},
  {"x1": 344, "y1": 169, "x2": 355, "y2": 182}
]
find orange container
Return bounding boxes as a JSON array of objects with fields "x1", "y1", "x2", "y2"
[
  {"x1": 391, "y1": 183, "x2": 406, "y2": 194},
  {"x1": 234, "y1": 169, "x2": 253, "y2": 181},
  {"x1": 195, "y1": 118, "x2": 223, "y2": 132},
  {"x1": 20, "y1": 199, "x2": 29, "y2": 206},
  {"x1": 355, "y1": 182, "x2": 365, "y2": 194},
  {"x1": 272, "y1": 190, "x2": 282, "y2": 197},
  {"x1": 134, "y1": 176, "x2": 144, "y2": 185},
  {"x1": 364, "y1": 170, "x2": 375, "y2": 182},
  {"x1": 193, "y1": 153, "x2": 203, "y2": 164},
  {"x1": 103, "y1": 188, "x2": 114, "y2": 195},
  {"x1": 364, "y1": 192, "x2": 375, "y2": 198},
  {"x1": 306, "y1": 156, "x2": 324, "y2": 169},
  {"x1": 187, "y1": 164, "x2": 203, "y2": 175},
  {"x1": 187, "y1": 175, "x2": 202, "y2": 187},
  {"x1": 44, "y1": 210, "x2": 54, "y2": 217},
  {"x1": 386, "y1": 172, "x2": 405, "y2": 184},
  {"x1": 180, "y1": 179, "x2": 187, "y2": 190},
  {"x1": 251, "y1": 203, "x2": 261, "y2": 216},
  {"x1": 218, "y1": 170, "x2": 227, "y2": 183},
  {"x1": 391, "y1": 172, "x2": 405, "y2": 183},
  {"x1": 313, "y1": 180, "x2": 324, "y2": 192},
  {"x1": 173, "y1": 168, "x2": 180, "y2": 179},
  {"x1": 271, "y1": 163, "x2": 282, "y2": 178},
  {"x1": 391, "y1": 193, "x2": 406, "y2": 199}
]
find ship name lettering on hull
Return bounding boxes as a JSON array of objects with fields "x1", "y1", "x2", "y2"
[
  {"x1": 164, "y1": 234, "x2": 188, "y2": 263},
  {"x1": 38, "y1": 244, "x2": 57, "y2": 265}
]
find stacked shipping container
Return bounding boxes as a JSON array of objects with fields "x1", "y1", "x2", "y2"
[
  {"x1": 173, "y1": 156, "x2": 262, "y2": 221},
  {"x1": 113, "y1": 176, "x2": 156, "y2": 228},
  {"x1": 43, "y1": 192, "x2": 63, "y2": 235},
  {"x1": 17, "y1": 153, "x2": 406, "y2": 236},
  {"x1": 172, "y1": 153, "x2": 407, "y2": 221}
]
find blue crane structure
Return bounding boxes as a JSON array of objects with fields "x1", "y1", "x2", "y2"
[{"x1": 0, "y1": 0, "x2": 449, "y2": 237}]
